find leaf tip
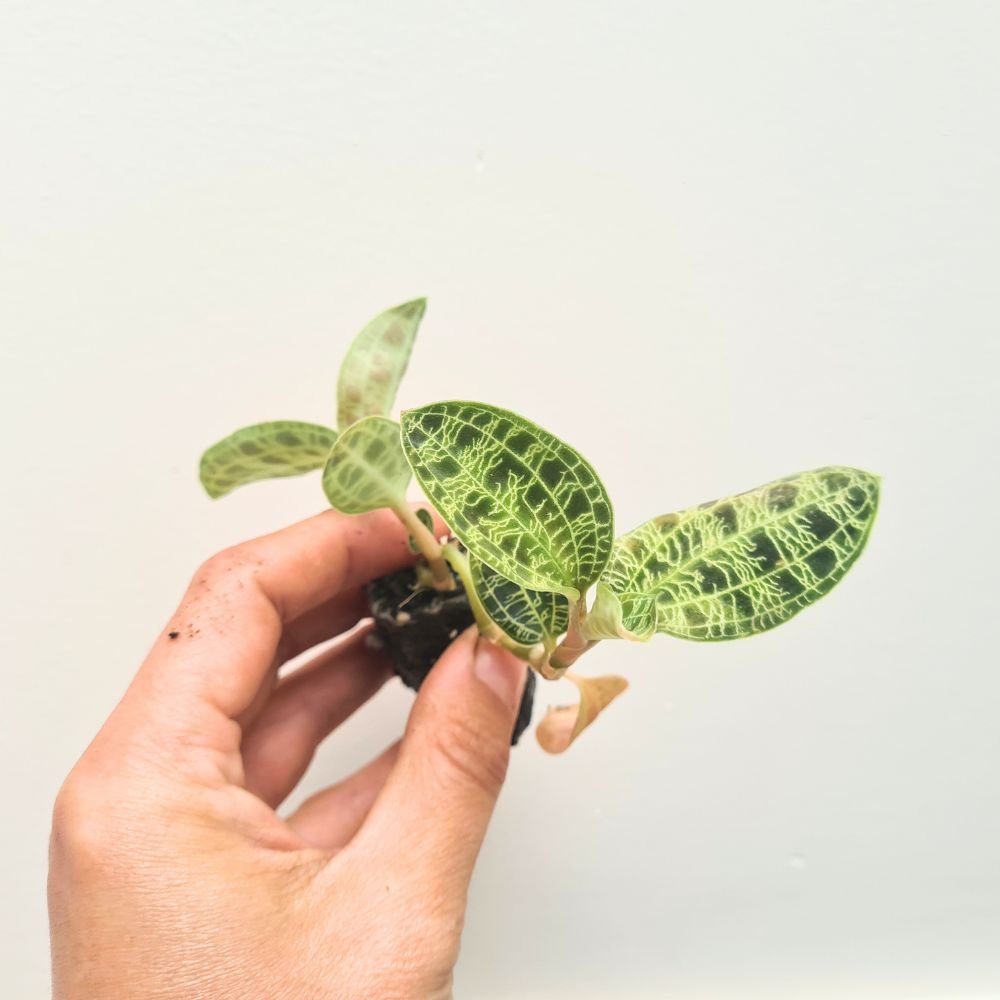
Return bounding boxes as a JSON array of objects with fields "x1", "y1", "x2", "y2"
[
  {"x1": 397, "y1": 296, "x2": 428, "y2": 318},
  {"x1": 198, "y1": 457, "x2": 223, "y2": 499}
]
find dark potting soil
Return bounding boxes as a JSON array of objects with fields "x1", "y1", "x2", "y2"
[{"x1": 366, "y1": 564, "x2": 535, "y2": 746}]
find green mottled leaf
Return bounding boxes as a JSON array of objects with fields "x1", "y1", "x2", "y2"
[
  {"x1": 200, "y1": 421, "x2": 338, "y2": 499},
  {"x1": 407, "y1": 507, "x2": 435, "y2": 554},
  {"x1": 584, "y1": 583, "x2": 655, "y2": 641},
  {"x1": 595, "y1": 466, "x2": 879, "y2": 641},
  {"x1": 322, "y1": 416, "x2": 411, "y2": 514},
  {"x1": 400, "y1": 401, "x2": 614, "y2": 598},
  {"x1": 469, "y1": 553, "x2": 569, "y2": 647},
  {"x1": 336, "y1": 298, "x2": 426, "y2": 430}
]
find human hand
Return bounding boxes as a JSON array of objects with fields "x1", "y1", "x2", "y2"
[{"x1": 48, "y1": 508, "x2": 528, "y2": 1000}]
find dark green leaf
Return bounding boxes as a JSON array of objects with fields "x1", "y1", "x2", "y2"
[{"x1": 400, "y1": 401, "x2": 614, "y2": 598}]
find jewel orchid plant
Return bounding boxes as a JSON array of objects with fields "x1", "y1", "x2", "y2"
[{"x1": 199, "y1": 299, "x2": 880, "y2": 752}]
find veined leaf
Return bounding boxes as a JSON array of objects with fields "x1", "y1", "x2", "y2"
[
  {"x1": 469, "y1": 553, "x2": 569, "y2": 647},
  {"x1": 536, "y1": 673, "x2": 628, "y2": 754},
  {"x1": 336, "y1": 298, "x2": 426, "y2": 430},
  {"x1": 400, "y1": 401, "x2": 614, "y2": 599},
  {"x1": 322, "y1": 416, "x2": 411, "y2": 514},
  {"x1": 599, "y1": 466, "x2": 879, "y2": 641},
  {"x1": 200, "y1": 421, "x2": 337, "y2": 499}
]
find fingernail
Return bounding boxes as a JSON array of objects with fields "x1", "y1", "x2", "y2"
[{"x1": 473, "y1": 639, "x2": 526, "y2": 711}]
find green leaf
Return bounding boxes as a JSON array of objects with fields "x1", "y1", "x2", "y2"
[
  {"x1": 469, "y1": 553, "x2": 570, "y2": 647},
  {"x1": 322, "y1": 416, "x2": 411, "y2": 514},
  {"x1": 400, "y1": 401, "x2": 614, "y2": 598},
  {"x1": 200, "y1": 421, "x2": 338, "y2": 499},
  {"x1": 595, "y1": 466, "x2": 879, "y2": 641},
  {"x1": 336, "y1": 298, "x2": 426, "y2": 430}
]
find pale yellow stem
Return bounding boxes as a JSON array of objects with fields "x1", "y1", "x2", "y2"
[{"x1": 391, "y1": 504, "x2": 455, "y2": 591}]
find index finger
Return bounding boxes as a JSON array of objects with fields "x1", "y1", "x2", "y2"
[{"x1": 139, "y1": 506, "x2": 441, "y2": 719}]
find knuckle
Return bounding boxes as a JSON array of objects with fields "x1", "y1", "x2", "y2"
[
  {"x1": 197, "y1": 544, "x2": 259, "y2": 584},
  {"x1": 50, "y1": 769, "x2": 119, "y2": 866},
  {"x1": 426, "y1": 715, "x2": 509, "y2": 798},
  {"x1": 186, "y1": 545, "x2": 266, "y2": 611}
]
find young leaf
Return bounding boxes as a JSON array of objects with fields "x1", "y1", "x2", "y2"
[
  {"x1": 336, "y1": 298, "x2": 426, "y2": 430},
  {"x1": 469, "y1": 553, "x2": 569, "y2": 647},
  {"x1": 536, "y1": 673, "x2": 628, "y2": 754},
  {"x1": 400, "y1": 401, "x2": 614, "y2": 599},
  {"x1": 596, "y1": 466, "x2": 879, "y2": 641},
  {"x1": 584, "y1": 583, "x2": 655, "y2": 642},
  {"x1": 200, "y1": 421, "x2": 338, "y2": 499},
  {"x1": 322, "y1": 416, "x2": 411, "y2": 514}
]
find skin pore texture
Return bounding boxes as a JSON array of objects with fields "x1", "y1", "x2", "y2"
[{"x1": 48, "y1": 507, "x2": 527, "y2": 1000}]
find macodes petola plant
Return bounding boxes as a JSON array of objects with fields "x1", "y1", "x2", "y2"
[{"x1": 200, "y1": 299, "x2": 879, "y2": 752}]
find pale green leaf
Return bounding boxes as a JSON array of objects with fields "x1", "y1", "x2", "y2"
[
  {"x1": 600, "y1": 466, "x2": 879, "y2": 641},
  {"x1": 200, "y1": 421, "x2": 338, "y2": 499},
  {"x1": 400, "y1": 401, "x2": 614, "y2": 598},
  {"x1": 584, "y1": 583, "x2": 655, "y2": 641},
  {"x1": 322, "y1": 416, "x2": 411, "y2": 514},
  {"x1": 536, "y1": 673, "x2": 628, "y2": 754},
  {"x1": 336, "y1": 298, "x2": 426, "y2": 430},
  {"x1": 469, "y1": 553, "x2": 569, "y2": 647}
]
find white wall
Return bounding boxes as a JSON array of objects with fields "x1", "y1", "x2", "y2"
[{"x1": 3, "y1": 2, "x2": 998, "y2": 996}]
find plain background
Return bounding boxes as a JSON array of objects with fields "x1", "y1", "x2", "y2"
[{"x1": 3, "y1": 2, "x2": 998, "y2": 997}]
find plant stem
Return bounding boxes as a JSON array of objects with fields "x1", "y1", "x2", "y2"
[
  {"x1": 549, "y1": 594, "x2": 598, "y2": 673},
  {"x1": 391, "y1": 504, "x2": 455, "y2": 591},
  {"x1": 441, "y1": 544, "x2": 544, "y2": 664}
]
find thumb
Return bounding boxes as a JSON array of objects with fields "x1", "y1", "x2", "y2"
[{"x1": 355, "y1": 627, "x2": 527, "y2": 900}]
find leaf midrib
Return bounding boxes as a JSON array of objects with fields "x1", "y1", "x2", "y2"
[
  {"x1": 656, "y1": 524, "x2": 871, "y2": 635},
  {"x1": 614, "y1": 498, "x2": 874, "y2": 615},
  {"x1": 608, "y1": 474, "x2": 869, "y2": 600}
]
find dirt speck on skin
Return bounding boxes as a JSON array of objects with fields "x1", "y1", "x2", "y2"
[{"x1": 168, "y1": 631, "x2": 180, "y2": 640}]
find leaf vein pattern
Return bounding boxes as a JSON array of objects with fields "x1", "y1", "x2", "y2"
[
  {"x1": 402, "y1": 403, "x2": 612, "y2": 593},
  {"x1": 602, "y1": 467, "x2": 878, "y2": 641}
]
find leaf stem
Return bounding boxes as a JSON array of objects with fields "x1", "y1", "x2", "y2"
[
  {"x1": 391, "y1": 504, "x2": 455, "y2": 591},
  {"x1": 549, "y1": 594, "x2": 598, "y2": 673}
]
